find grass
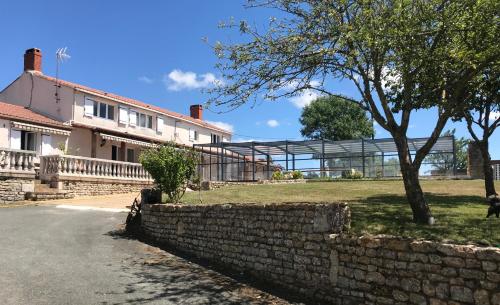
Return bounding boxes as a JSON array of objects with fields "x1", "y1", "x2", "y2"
[{"x1": 182, "y1": 179, "x2": 500, "y2": 246}]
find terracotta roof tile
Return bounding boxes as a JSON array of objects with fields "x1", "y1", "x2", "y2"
[
  {"x1": 35, "y1": 74, "x2": 231, "y2": 135},
  {"x1": 0, "y1": 101, "x2": 71, "y2": 130}
]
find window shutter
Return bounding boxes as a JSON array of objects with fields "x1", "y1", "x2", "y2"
[
  {"x1": 10, "y1": 129, "x2": 21, "y2": 149},
  {"x1": 84, "y1": 98, "x2": 94, "y2": 116},
  {"x1": 189, "y1": 129, "x2": 194, "y2": 141},
  {"x1": 119, "y1": 107, "x2": 129, "y2": 124},
  {"x1": 157, "y1": 117, "x2": 164, "y2": 133},
  {"x1": 129, "y1": 110, "x2": 137, "y2": 126}
]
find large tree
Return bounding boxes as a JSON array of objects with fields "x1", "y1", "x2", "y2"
[
  {"x1": 209, "y1": 0, "x2": 499, "y2": 223},
  {"x1": 300, "y1": 96, "x2": 374, "y2": 140},
  {"x1": 459, "y1": 70, "x2": 499, "y2": 197}
]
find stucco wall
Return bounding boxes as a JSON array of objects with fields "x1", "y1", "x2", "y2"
[
  {"x1": 141, "y1": 203, "x2": 500, "y2": 304},
  {"x1": 0, "y1": 118, "x2": 10, "y2": 148},
  {"x1": 0, "y1": 72, "x2": 73, "y2": 122}
]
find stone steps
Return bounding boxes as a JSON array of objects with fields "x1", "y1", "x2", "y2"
[
  {"x1": 25, "y1": 191, "x2": 74, "y2": 201},
  {"x1": 26, "y1": 180, "x2": 74, "y2": 201}
]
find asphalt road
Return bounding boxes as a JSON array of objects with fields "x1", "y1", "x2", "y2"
[{"x1": 0, "y1": 205, "x2": 296, "y2": 305}]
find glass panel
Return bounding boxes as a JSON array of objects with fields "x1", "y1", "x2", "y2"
[
  {"x1": 139, "y1": 113, "x2": 146, "y2": 127},
  {"x1": 93, "y1": 101, "x2": 98, "y2": 116},
  {"x1": 99, "y1": 103, "x2": 107, "y2": 118},
  {"x1": 147, "y1": 115, "x2": 153, "y2": 129},
  {"x1": 127, "y1": 148, "x2": 135, "y2": 163},
  {"x1": 107, "y1": 105, "x2": 115, "y2": 120}
]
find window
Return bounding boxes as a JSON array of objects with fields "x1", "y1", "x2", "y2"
[
  {"x1": 127, "y1": 148, "x2": 135, "y2": 163},
  {"x1": 99, "y1": 103, "x2": 107, "y2": 118},
  {"x1": 111, "y1": 145, "x2": 118, "y2": 161},
  {"x1": 189, "y1": 129, "x2": 199, "y2": 142},
  {"x1": 84, "y1": 97, "x2": 115, "y2": 120},
  {"x1": 21, "y1": 131, "x2": 36, "y2": 151},
  {"x1": 211, "y1": 134, "x2": 220, "y2": 144},
  {"x1": 147, "y1": 115, "x2": 153, "y2": 129},
  {"x1": 139, "y1": 113, "x2": 146, "y2": 127},
  {"x1": 107, "y1": 105, "x2": 115, "y2": 120}
]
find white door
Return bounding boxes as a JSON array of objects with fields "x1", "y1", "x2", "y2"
[
  {"x1": 10, "y1": 129, "x2": 21, "y2": 150},
  {"x1": 41, "y1": 134, "x2": 52, "y2": 155}
]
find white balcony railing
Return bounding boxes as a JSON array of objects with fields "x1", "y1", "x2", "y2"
[
  {"x1": 0, "y1": 148, "x2": 36, "y2": 174},
  {"x1": 40, "y1": 155, "x2": 152, "y2": 182},
  {"x1": 494, "y1": 164, "x2": 500, "y2": 180}
]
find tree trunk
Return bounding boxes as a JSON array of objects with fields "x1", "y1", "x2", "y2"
[
  {"x1": 394, "y1": 134, "x2": 433, "y2": 224},
  {"x1": 479, "y1": 141, "x2": 497, "y2": 197}
]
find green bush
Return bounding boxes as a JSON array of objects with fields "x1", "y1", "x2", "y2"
[
  {"x1": 342, "y1": 169, "x2": 363, "y2": 179},
  {"x1": 272, "y1": 170, "x2": 284, "y2": 180},
  {"x1": 272, "y1": 170, "x2": 304, "y2": 180},
  {"x1": 291, "y1": 170, "x2": 304, "y2": 179},
  {"x1": 140, "y1": 142, "x2": 199, "y2": 203}
]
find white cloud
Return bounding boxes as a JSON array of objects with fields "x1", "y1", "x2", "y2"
[
  {"x1": 205, "y1": 120, "x2": 234, "y2": 133},
  {"x1": 285, "y1": 80, "x2": 322, "y2": 108},
  {"x1": 266, "y1": 119, "x2": 279, "y2": 127},
  {"x1": 489, "y1": 111, "x2": 500, "y2": 122},
  {"x1": 164, "y1": 69, "x2": 223, "y2": 91},
  {"x1": 138, "y1": 76, "x2": 154, "y2": 84}
]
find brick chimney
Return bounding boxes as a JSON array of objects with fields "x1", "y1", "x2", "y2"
[
  {"x1": 24, "y1": 48, "x2": 42, "y2": 73},
  {"x1": 190, "y1": 104, "x2": 203, "y2": 120}
]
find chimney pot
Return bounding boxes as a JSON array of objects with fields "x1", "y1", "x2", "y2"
[
  {"x1": 24, "y1": 48, "x2": 42, "y2": 73},
  {"x1": 190, "y1": 104, "x2": 203, "y2": 120}
]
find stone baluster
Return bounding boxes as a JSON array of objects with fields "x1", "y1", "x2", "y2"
[
  {"x1": 4, "y1": 151, "x2": 7, "y2": 170},
  {"x1": 22, "y1": 153, "x2": 27, "y2": 171}
]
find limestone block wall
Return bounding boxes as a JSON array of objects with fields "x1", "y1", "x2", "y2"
[
  {"x1": 63, "y1": 181, "x2": 152, "y2": 197},
  {"x1": 142, "y1": 203, "x2": 350, "y2": 299},
  {"x1": 0, "y1": 178, "x2": 34, "y2": 204},
  {"x1": 141, "y1": 203, "x2": 500, "y2": 304},
  {"x1": 330, "y1": 235, "x2": 500, "y2": 305}
]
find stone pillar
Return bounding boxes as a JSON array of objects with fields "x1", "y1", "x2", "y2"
[{"x1": 467, "y1": 142, "x2": 484, "y2": 178}]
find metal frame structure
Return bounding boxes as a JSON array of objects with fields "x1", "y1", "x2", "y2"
[{"x1": 194, "y1": 136, "x2": 456, "y2": 181}]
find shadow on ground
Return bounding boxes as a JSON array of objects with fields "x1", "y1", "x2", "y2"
[
  {"x1": 104, "y1": 229, "x2": 312, "y2": 305},
  {"x1": 347, "y1": 193, "x2": 499, "y2": 246}
]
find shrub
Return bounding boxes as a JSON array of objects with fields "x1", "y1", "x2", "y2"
[
  {"x1": 342, "y1": 169, "x2": 363, "y2": 179},
  {"x1": 272, "y1": 170, "x2": 284, "y2": 180},
  {"x1": 291, "y1": 170, "x2": 304, "y2": 179},
  {"x1": 140, "y1": 142, "x2": 199, "y2": 203}
]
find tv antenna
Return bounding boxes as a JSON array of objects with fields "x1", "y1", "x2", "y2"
[{"x1": 55, "y1": 47, "x2": 71, "y2": 104}]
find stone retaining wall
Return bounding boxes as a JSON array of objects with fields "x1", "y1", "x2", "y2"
[
  {"x1": 0, "y1": 177, "x2": 34, "y2": 204},
  {"x1": 141, "y1": 203, "x2": 500, "y2": 304},
  {"x1": 201, "y1": 179, "x2": 306, "y2": 190},
  {"x1": 63, "y1": 181, "x2": 151, "y2": 197}
]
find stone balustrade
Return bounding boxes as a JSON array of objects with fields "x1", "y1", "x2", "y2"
[
  {"x1": 0, "y1": 148, "x2": 36, "y2": 176},
  {"x1": 40, "y1": 154, "x2": 152, "y2": 183}
]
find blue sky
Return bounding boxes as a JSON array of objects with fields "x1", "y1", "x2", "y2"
[{"x1": 0, "y1": 0, "x2": 498, "y2": 158}]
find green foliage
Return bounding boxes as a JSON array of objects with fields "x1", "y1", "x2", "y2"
[
  {"x1": 427, "y1": 129, "x2": 469, "y2": 173},
  {"x1": 272, "y1": 170, "x2": 304, "y2": 180},
  {"x1": 342, "y1": 169, "x2": 363, "y2": 179},
  {"x1": 300, "y1": 96, "x2": 374, "y2": 140},
  {"x1": 139, "y1": 142, "x2": 199, "y2": 203},
  {"x1": 272, "y1": 170, "x2": 284, "y2": 180},
  {"x1": 291, "y1": 170, "x2": 304, "y2": 179}
]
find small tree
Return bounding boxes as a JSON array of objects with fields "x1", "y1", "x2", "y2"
[
  {"x1": 427, "y1": 129, "x2": 468, "y2": 174},
  {"x1": 140, "y1": 143, "x2": 199, "y2": 203},
  {"x1": 457, "y1": 70, "x2": 499, "y2": 197},
  {"x1": 300, "y1": 96, "x2": 374, "y2": 141}
]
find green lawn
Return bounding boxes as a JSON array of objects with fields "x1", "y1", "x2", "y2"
[{"x1": 182, "y1": 179, "x2": 500, "y2": 246}]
